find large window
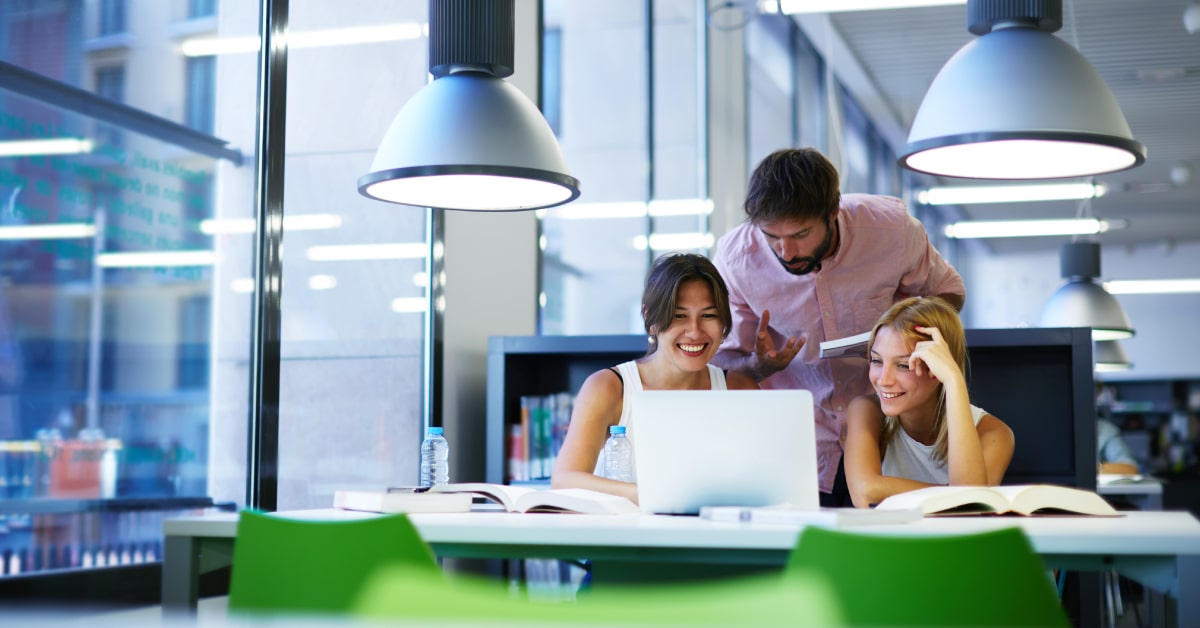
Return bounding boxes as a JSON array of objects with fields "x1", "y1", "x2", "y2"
[
  {"x1": 276, "y1": 1, "x2": 429, "y2": 509},
  {"x1": 539, "y1": 0, "x2": 707, "y2": 335},
  {"x1": 0, "y1": 0, "x2": 432, "y2": 581},
  {"x1": 0, "y1": 0, "x2": 253, "y2": 577}
]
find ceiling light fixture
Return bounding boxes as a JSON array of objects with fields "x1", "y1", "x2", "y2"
[
  {"x1": 917, "y1": 181, "x2": 1105, "y2": 205},
  {"x1": 900, "y1": 0, "x2": 1146, "y2": 180},
  {"x1": 773, "y1": 0, "x2": 965, "y2": 13},
  {"x1": 1103, "y1": 279, "x2": 1200, "y2": 295},
  {"x1": 358, "y1": 0, "x2": 580, "y2": 211},
  {"x1": 1094, "y1": 340, "x2": 1133, "y2": 372},
  {"x1": 943, "y1": 217, "x2": 1123, "y2": 239},
  {"x1": 1039, "y1": 241, "x2": 1134, "y2": 341}
]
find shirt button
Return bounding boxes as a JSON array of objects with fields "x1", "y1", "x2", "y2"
[{"x1": 836, "y1": 405, "x2": 844, "y2": 411}]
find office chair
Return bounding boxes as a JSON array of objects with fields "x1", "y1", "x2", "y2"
[
  {"x1": 227, "y1": 510, "x2": 442, "y2": 614},
  {"x1": 786, "y1": 526, "x2": 1069, "y2": 627}
]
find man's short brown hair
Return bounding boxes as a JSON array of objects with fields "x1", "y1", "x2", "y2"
[{"x1": 744, "y1": 148, "x2": 841, "y2": 224}]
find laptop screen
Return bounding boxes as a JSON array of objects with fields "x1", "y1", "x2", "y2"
[{"x1": 630, "y1": 389, "x2": 820, "y2": 514}]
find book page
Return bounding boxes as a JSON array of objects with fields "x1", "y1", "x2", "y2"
[
  {"x1": 993, "y1": 484, "x2": 1120, "y2": 516},
  {"x1": 516, "y1": 488, "x2": 639, "y2": 515},
  {"x1": 875, "y1": 485, "x2": 1009, "y2": 515},
  {"x1": 428, "y1": 482, "x2": 538, "y2": 512}
]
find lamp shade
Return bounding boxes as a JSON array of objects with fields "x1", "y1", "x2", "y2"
[
  {"x1": 1039, "y1": 241, "x2": 1134, "y2": 340},
  {"x1": 357, "y1": 0, "x2": 580, "y2": 211},
  {"x1": 1093, "y1": 340, "x2": 1132, "y2": 372},
  {"x1": 900, "y1": 0, "x2": 1146, "y2": 179}
]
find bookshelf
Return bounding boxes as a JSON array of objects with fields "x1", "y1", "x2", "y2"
[
  {"x1": 485, "y1": 335, "x2": 647, "y2": 484},
  {"x1": 486, "y1": 329, "x2": 1098, "y2": 489}
]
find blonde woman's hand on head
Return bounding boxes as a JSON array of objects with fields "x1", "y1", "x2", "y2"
[{"x1": 908, "y1": 325, "x2": 958, "y2": 383}]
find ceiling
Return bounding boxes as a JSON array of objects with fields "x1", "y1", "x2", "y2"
[{"x1": 822, "y1": 0, "x2": 1200, "y2": 255}]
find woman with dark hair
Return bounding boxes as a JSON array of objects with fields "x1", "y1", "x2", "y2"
[
  {"x1": 551, "y1": 253, "x2": 758, "y2": 503},
  {"x1": 843, "y1": 297, "x2": 1014, "y2": 508}
]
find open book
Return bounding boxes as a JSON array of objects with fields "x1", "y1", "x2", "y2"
[
  {"x1": 334, "y1": 490, "x2": 473, "y2": 514},
  {"x1": 875, "y1": 484, "x2": 1121, "y2": 517},
  {"x1": 818, "y1": 331, "x2": 870, "y2": 359},
  {"x1": 428, "y1": 483, "x2": 639, "y2": 515}
]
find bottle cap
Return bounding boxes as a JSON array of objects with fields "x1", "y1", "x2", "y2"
[
  {"x1": 609, "y1": 425, "x2": 626, "y2": 435},
  {"x1": 428, "y1": 426, "x2": 444, "y2": 436}
]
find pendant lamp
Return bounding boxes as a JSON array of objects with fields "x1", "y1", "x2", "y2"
[
  {"x1": 358, "y1": 0, "x2": 580, "y2": 211},
  {"x1": 1039, "y1": 241, "x2": 1134, "y2": 341},
  {"x1": 1093, "y1": 340, "x2": 1132, "y2": 373},
  {"x1": 900, "y1": 0, "x2": 1146, "y2": 180}
]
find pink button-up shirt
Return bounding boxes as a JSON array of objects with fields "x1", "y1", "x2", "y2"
[{"x1": 713, "y1": 194, "x2": 965, "y2": 493}]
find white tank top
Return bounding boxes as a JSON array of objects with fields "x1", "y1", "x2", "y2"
[{"x1": 879, "y1": 404, "x2": 987, "y2": 485}]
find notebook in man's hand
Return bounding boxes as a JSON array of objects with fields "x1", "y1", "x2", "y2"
[{"x1": 819, "y1": 331, "x2": 870, "y2": 359}]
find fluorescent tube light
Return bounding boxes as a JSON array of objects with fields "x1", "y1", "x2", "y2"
[
  {"x1": 0, "y1": 223, "x2": 96, "y2": 240},
  {"x1": 391, "y1": 297, "x2": 427, "y2": 313},
  {"x1": 943, "y1": 218, "x2": 1121, "y2": 239},
  {"x1": 633, "y1": 232, "x2": 715, "y2": 251},
  {"x1": 774, "y1": 0, "x2": 964, "y2": 13},
  {"x1": 541, "y1": 198, "x2": 713, "y2": 221},
  {"x1": 305, "y1": 242, "x2": 426, "y2": 262},
  {"x1": 0, "y1": 138, "x2": 94, "y2": 157},
  {"x1": 230, "y1": 278, "x2": 255, "y2": 293},
  {"x1": 96, "y1": 250, "x2": 216, "y2": 267},
  {"x1": 200, "y1": 213, "x2": 342, "y2": 235},
  {"x1": 181, "y1": 23, "x2": 423, "y2": 57},
  {"x1": 917, "y1": 182, "x2": 1105, "y2": 206},
  {"x1": 307, "y1": 274, "x2": 338, "y2": 291},
  {"x1": 1103, "y1": 279, "x2": 1200, "y2": 295}
]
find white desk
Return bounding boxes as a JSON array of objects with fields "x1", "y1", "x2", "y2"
[
  {"x1": 1098, "y1": 476, "x2": 1165, "y2": 511},
  {"x1": 163, "y1": 509, "x2": 1200, "y2": 625}
]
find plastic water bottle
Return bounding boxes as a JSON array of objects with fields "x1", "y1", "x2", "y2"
[
  {"x1": 419, "y1": 427, "x2": 450, "y2": 487},
  {"x1": 602, "y1": 425, "x2": 633, "y2": 482}
]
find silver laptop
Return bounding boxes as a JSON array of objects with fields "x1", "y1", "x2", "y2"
[{"x1": 631, "y1": 389, "x2": 820, "y2": 515}]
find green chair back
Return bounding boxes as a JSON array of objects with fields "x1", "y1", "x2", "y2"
[
  {"x1": 355, "y1": 564, "x2": 844, "y2": 626},
  {"x1": 786, "y1": 526, "x2": 1069, "y2": 627},
  {"x1": 227, "y1": 510, "x2": 442, "y2": 614}
]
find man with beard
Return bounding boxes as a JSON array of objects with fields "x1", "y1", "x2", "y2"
[{"x1": 712, "y1": 148, "x2": 964, "y2": 507}]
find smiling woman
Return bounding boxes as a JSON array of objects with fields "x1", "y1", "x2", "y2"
[
  {"x1": 843, "y1": 296, "x2": 1015, "y2": 508},
  {"x1": 549, "y1": 253, "x2": 758, "y2": 504}
]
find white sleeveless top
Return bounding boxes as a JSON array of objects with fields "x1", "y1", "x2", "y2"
[
  {"x1": 879, "y1": 404, "x2": 987, "y2": 485},
  {"x1": 593, "y1": 360, "x2": 729, "y2": 479}
]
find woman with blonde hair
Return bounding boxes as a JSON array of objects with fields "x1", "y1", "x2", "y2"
[{"x1": 843, "y1": 297, "x2": 1014, "y2": 508}]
